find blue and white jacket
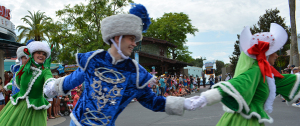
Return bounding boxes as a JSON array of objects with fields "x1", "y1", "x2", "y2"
[
  {"x1": 53, "y1": 49, "x2": 185, "y2": 126},
  {"x1": 5, "y1": 64, "x2": 21, "y2": 96}
]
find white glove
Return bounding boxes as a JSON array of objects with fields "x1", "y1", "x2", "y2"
[
  {"x1": 44, "y1": 80, "x2": 58, "y2": 98},
  {"x1": 191, "y1": 95, "x2": 207, "y2": 109},
  {"x1": 184, "y1": 96, "x2": 201, "y2": 110}
]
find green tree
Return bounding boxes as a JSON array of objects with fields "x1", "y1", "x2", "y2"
[
  {"x1": 229, "y1": 35, "x2": 240, "y2": 74},
  {"x1": 143, "y1": 12, "x2": 198, "y2": 61},
  {"x1": 17, "y1": 10, "x2": 52, "y2": 43},
  {"x1": 190, "y1": 57, "x2": 206, "y2": 67},
  {"x1": 46, "y1": 0, "x2": 133, "y2": 64},
  {"x1": 215, "y1": 60, "x2": 225, "y2": 76}
]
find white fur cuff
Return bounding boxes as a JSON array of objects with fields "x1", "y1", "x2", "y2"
[
  {"x1": 4, "y1": 83, "x2": 12, "y2": 91},
  {"x1": 201, "y1": 88, "x2": 222, "y2": 106},
  {"x1": 54, "y1": 76, "x2": 70, "y2": 96},
  {"x1": 165, "y1": 96, "x2": 185, "y2": 116}
]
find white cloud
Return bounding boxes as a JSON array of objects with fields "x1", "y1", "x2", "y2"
[
  {"x1": 212, "y1": 52, "x2": 228, "y2": 57},
  {"x1": 186, "y1": 41, "x2": 233, "y2": 46}
]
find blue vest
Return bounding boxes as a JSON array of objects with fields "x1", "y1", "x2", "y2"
[{"x1": 63, "y1": 50, "x2": 166, "y2": 126}]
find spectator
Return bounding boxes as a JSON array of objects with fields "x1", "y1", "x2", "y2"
[
  {"x1": 0, "y1": 77, "x2": 5, "y2": 111},
  {"x1": 197, "y1": 76, "x2": 200, "y2": 89},
  {"x1": 4, "y1": 71, "x2": 12, "y2": 105},
  {"x1": 290, "y1": 65, "x2": 295, "y2": 74},
  {"x1": 73, "y1": 90, "x2": 82, "y2": 107},
  {"x1": 159, "y1": 75, "x2": 166, "y2": 96},
  {"x1": 209, "y1": 75, "x2": 215, "y2": 89},
  {"x1": 215, "y1": 75, "x2": 219, "y2": 84},
  {"x1": 165, "y1": 74, "x2": 171, "y2": 91},
  {"x1": 292, "y1": 67, "x2": 299, "y2": 74},
  {"x1": 47, "y1": 97, "x2": 55, "y2": 119},
  {"x1": 65, "y1": 96, "x2": 73, "y2": 112},
  {"x1": 179, "y1": 74, "x2": 183, "y2": 86},
  {"x1": 183, "y1": 76, "x2": 187, "y2": 87},
  {"x1": 202, "y1": 72, "x2": 206, "y2": 88}
]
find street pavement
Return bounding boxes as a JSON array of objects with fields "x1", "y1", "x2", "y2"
[{"x1": 48, "y1": 86, "x2": 300, "y2": 126}]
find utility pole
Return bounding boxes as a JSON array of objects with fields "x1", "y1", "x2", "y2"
[{"x1": 289, "y1": 0, "x2": 299, "y2": 66}]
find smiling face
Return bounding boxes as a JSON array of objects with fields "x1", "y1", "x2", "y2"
[
  {"x1": 119, "y1": 35, "x2": 137, "y2": 56},
  {"x1": 33, "y1": 51, "x2": 47, "y2": 64},
  {"x1": 268, "y1": 52, "x2": 278, "y2": 66}
]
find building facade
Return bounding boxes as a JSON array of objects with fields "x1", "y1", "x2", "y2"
[{"x1": 0, "y1": 5, "x2": 23, "y2": 83}]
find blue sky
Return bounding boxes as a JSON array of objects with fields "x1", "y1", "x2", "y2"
[{"x1": 3, "y1": 0, "x2": 300, "y2": 63}]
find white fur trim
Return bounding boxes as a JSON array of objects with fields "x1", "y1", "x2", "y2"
[
  {"x1": 288, "y1": 74, "x2": 300, "y2": 104},
  {"x1": 107, "y1": 48, "x2": 125, "y2": 65},
  {"x1": 4, "y1": 83, "x2": 12, "y2": 91},
  {"x1": 16, "y1": 46, "x2": 27, "y2": 60},
  {"x1": 11, "y1": 64, "x2": 20, "y2": 74},
  {"x1": 165, "y1": 96, "x2": 185, "y2": 116},
  {"x1": 70, "y1": 113, "x2": 82, "y2": 126},
  {"x1": 132, "y1": 59, "x2": 150, "y2": 89},
  {"x1": 201, "y1": 88, "x2": 222, "y2": 105},
  {"x1": 27, "y1": 41, "x2": 51, "y2": 59},
  {"x1": 264, "y1": 75, "x2": 276, "y2": 113},
  {"x1": 212, "y1": 81, "x2": 250, "y2": 113},
  {"x1": 240, "y1": 111, "x2": 274, "y2": 124},
  {"x1": 54, "y1": 76, "x2": 70, "y2": 96},
  {"x1": 75, "y1": 49, "x2": 104, "y2": 71},
  {"x1": 289, "y1": 73, "x2": 300, "y2": 100},
  {"x1": 10, "y1": 67, "x2": 51, "y2": 110},
  {"x1": 43, "y1": 78, "x2": 57, "y2": 98},
  {"x1": 222, "y1": 104, "x2": 235, "y2": 113}
]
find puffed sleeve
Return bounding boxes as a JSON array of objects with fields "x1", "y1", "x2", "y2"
[
  {"x1": 275, "y1": 73, "x2": 300, "y2": 104},
  {"x1": 201, "y1": 65, "x2": 262, "y2": 114}
]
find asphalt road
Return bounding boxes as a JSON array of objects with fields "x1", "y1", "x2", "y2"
[{"x1": 48, "y1": 86, "x2": 300, "y2": 126}]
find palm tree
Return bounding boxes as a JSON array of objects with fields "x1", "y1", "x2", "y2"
[{"x1": 16, "y1": 10, "x2": 52, "y2": 43}]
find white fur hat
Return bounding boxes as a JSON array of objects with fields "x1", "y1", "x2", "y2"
[
  {"x1": 101, "y1": 14, "x2": 143, "y2": 44},
  {"x1": 16, "y1": 46, "x2": 27, "y2": 60},
  {"x1": 239, "y1": 23, "x2": 288, "y2": 59},
  {"x1": 27, "y1": 41, "x2": 51, "y2": 59}
]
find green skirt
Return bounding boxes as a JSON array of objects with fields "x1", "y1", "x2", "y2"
[
  {"x1": 216, "y1": 112, "x2": 265, "y2": 126},
  {"x1": 0, "y1": 99, "x2": 47, "y2": 126}
]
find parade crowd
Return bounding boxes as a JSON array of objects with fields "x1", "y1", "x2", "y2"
[{"x1": 149, "y1": 74, "x2": 224, "y2": 98}]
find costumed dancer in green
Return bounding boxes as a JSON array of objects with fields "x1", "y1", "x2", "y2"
[
  {"x1": 0, "y1": 41, "x2": 56, "y2": 126},
  {"x1": 186, "y1": 23, "x2": 300, "y2": 126}
]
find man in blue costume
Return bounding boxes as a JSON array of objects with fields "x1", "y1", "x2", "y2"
[
  {"x1": 4, "y1": 46, "x2": 28, "y2": 96},
  {"x1": 46, "y1": 4, "x2": 194, "y2": 126}
]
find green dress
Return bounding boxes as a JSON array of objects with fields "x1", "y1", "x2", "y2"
[
  {"x1": 0, "y1": 66, "x2": 55, "y2": 126},
  {"x1": 213, "y1": 61, "x2": 300, "y2": 126}
]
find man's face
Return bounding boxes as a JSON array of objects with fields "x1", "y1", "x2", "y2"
[{"x1": 119, "y1": 35, "x2": 137, "y2": 56}]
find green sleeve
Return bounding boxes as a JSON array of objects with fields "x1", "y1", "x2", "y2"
[
  {"x1": 275, "y1": 74, "x2": 300, "y2": 103},
  {"x1": 43, "y1": 69, "x2": 53, "y2": 81},
  {"x1": 213, "y1": 64, "x2": 262, "y2": 113},
  {"x1": 43, "y1": 69, "x2": 55, "y2": 98}
]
